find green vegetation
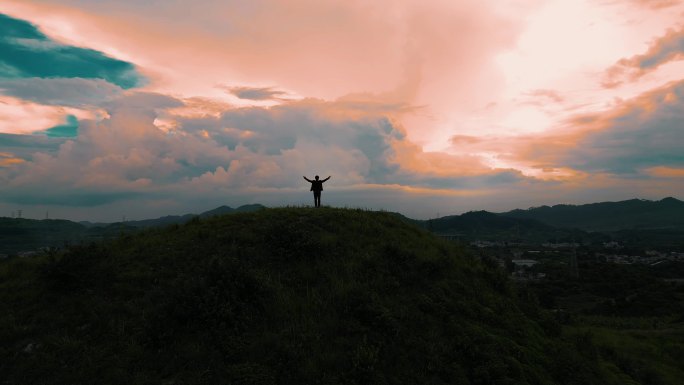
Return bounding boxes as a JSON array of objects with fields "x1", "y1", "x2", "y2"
[
  {"x1": 530, "y1": 261, "x2": 684, "y2": 316},
  {"x1": 559, "y1": 323, "x2": 684, "y2": 385},
  {"x1": 0, "y1": 208, "x2": 677, "y2": 384},
  {"x1": 526, "y1": 256, "x2": 684, "y2": 385}
]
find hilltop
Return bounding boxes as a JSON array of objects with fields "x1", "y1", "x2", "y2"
[
  {"x1": 0, "y1": 208, "x2": 629, "y2": 384},
  {"x1": 4, "y1": 197, "x2": 684, "y2": 254}
]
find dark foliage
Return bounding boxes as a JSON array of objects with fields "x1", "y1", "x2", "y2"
[{"x1": 0, "y1": 208, "x2": 650, "y2": 384}]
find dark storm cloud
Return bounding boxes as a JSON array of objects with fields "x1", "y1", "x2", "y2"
[
  {"x1": 0, "y1": 132, "x2": 66, "y2": 158},
  {"x1": 2, "y1": 189, "x2": 145, "y2": 207},
  {"x1": 177, "y1": 99, "x2": 403, "y2": 181}
]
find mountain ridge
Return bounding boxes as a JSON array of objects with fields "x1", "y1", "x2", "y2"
[
  {"x1": 78, "y1": 203, "x2": 266, "y2": 228},
  {"x1": 0, "y1": 204, "x2": 265, "y2": 254},
  {"x1": 500, "y1": 197, "x2": 684, "y2": 231},
  {"x1": 3, "y1": 198, "x2": 683, "y2": 253}
]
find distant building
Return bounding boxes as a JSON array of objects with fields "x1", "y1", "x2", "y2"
[
  {"x1": 542, "y1": 242, "x2": 579, "y2": 249},
  {"x1": 603, "y1": 241, "x2": 622, "y2": 249},
  {"x1": 511, "y1": 259, "x2": 538, "y2": 268},
  {"x1": 437, "y1": 234, "x2": 463, "y2": 241},
  {"x1": 471, "y1": 240, "x2": 503, "y2": 248}
]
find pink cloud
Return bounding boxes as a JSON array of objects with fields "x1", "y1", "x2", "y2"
[
  {"x1": 631, "y1": 0, "x2": 682, "y2": 9},
  {"x1": 644, "y1": 166, "x2": 684, "y2": 177},
  {"x1": 492, "y1": 80, "x2": 684, "y2": 177},
  {"x1": 3, "y1": 0, "x2": 528, "y2": 145},
  {"x1": 604, "y1": 26, "x2": 684, "y2": 88},
  {"x1": 0, "y1": 95, "x2": 91, "y2": 134}
]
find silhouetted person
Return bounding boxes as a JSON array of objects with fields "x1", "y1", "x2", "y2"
[{"x1": 303, "y1": 175, "x2": 331, "y2": 207}]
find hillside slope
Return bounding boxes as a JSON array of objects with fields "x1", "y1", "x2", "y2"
[{"x1": 1, "y1": 208, "x2": 623, "y2": 384}]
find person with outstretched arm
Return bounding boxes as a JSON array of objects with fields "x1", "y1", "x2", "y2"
[{"x1": 303, "y1": 175, "x2": 331, "y2": 207}]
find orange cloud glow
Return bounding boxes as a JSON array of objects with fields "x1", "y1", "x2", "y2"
[
  {"x1": 0, "y1": 153, "x2": 24, "y2": 167},
  {"x1": 644, "y1": 166, "x2": 684, "y2": 178},
  {"x1": 1, "y1": 0, "x2": 684, "y2": 220}
]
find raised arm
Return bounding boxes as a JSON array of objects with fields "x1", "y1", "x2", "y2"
[
  {"x1": 322, "y1": 176, "x2": 331, "y2": 182},
  {"x1": 303, "y1": 176, "x2": 313, "y2": 183}
]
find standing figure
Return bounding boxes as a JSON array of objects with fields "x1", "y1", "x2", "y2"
[{"x1": 303, "y1": 175, "x2": 331, "y2": 207}]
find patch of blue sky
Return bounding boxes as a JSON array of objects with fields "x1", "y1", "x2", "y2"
[{"x1": 0, "y1": 13, "x2": 145, "y2": 89}]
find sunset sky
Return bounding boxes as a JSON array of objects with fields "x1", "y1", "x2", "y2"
[{"x1": 1, "y1": 0, "x2": 684, "y2": 221}]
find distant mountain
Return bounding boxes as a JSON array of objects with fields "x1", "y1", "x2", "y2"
[
  {"x1": 106, "y1": 214, "x2": 197, "y2": 228},
  {"x1": 86, "y1": 204, "x2": 266, "y2": 229},
  {"x1": 501, "y1": 197, "x2": 684, "y2": 231},
  {"x1": 0, "y1": 204, "x2": 266, "y2": 254},
  {"x1": 0, "y1": 218, "x2": 87, "y2": 254},
  {"x1": 199, "y1": 204, "x2": 266, "y2": 218},
  {"x1": 4, "y1": 199, "x2": 682, "y2": 254},
  {"x1": 428, "y1": 210, "x2": 550, "y2": 232},
  {"x1": 420, "y1": 210, "x2": 587, "y2": 243}
]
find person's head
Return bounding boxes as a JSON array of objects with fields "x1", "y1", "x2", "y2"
[{"x1": 315, "y1": 175, "x2": 319, "y2": 180}]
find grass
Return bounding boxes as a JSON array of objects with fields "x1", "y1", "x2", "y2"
[
  {"x1": 565, "y1": 316, "x2": 684, "y2": 385},
  {"x1": 0, "y1": 207, "x2": 674, "y2": 384}
]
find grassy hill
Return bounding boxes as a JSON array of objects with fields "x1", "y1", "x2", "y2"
[{"x1": 0, "y1": 208, "x2": 659, "y2": 384}]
